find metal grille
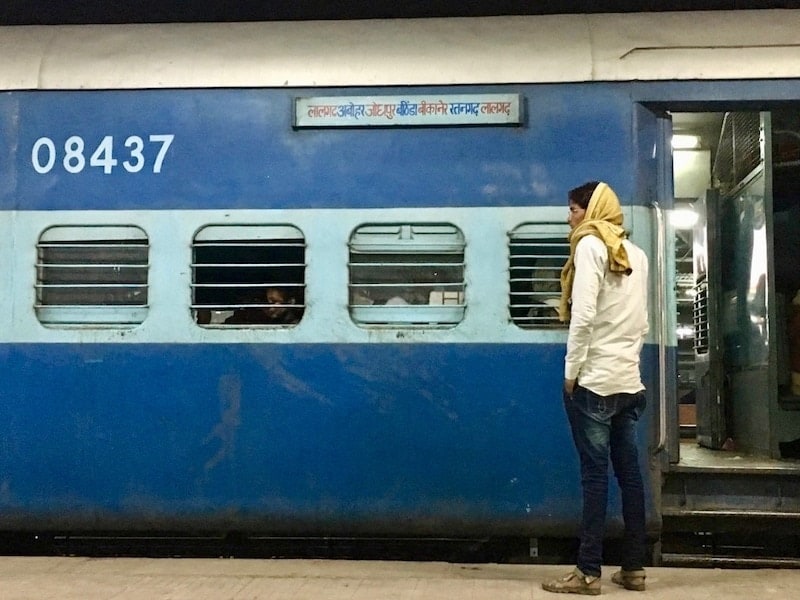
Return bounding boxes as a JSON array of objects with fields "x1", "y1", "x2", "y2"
[
  {"x1": 192, "y1": 225, "x2": 306, "y2": 326},
  {"x1": 348, "y1": 224, "x2": 465, "y2": 326},
  {"x1": 693, "y1": 276, "x2": 709, "y2": 354},
  {"x1": 712, "y1": 112, "x2": 762, "y2": 196},
  {"x1": 35, "y1": 225, "x2": 149, "y2": 326},
  {"x1": 508, "y1": 223, "x2": 569, "y2": 329}
]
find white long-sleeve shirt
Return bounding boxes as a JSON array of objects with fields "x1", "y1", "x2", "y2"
[{"x1": 564, "y1": 235, "x2": 649, "y2": 396}]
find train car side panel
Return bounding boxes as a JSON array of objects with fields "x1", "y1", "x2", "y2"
[{"x1": 1, "y1": 85, "x2": 632, "y2": 211}]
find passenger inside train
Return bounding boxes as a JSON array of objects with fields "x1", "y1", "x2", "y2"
[{"x1": 224, "y1": 287, "x2": 302, "y2": 325}]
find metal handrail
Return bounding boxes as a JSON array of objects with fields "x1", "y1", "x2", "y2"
[{"x1": 652, "y1": 201, "x2": 669, "y2": 454}]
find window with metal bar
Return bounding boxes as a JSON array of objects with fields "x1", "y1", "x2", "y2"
[
  {"x1": 192, "y1": 225, "x2": 306, "y2": 327},
  {"x1": 693, "y1": 276, "x2": 710, "y2": 354},
  {"x1": 509, "y1": 223, "x2": 569, "y2": 329},
  {"x1": 348, "y1": 223, "x2": 465, "y2": 327},
  {"x1": 35, "y1": 225, "x2": 149, "y2": 327}
]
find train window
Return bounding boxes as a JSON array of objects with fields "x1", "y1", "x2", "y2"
[
  {"x1": 35, "y1": 225, "x2": 149, "y2": 327},
  {"x1": 348, "y1": 223, "x2": 465, "y2": 327},
  {"x1": 509, "y1": 223, "x2": 569, "y2": 329},
  {"x1": 191, "y1": 225, "x2": 306, "y2": 327}
]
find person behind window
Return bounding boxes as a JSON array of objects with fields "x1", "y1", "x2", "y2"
[
  {"x1": 526, "y1": 255, "x2": 564, "y2": 322},
  {"x1": 224, "y1": 286, "x2": 302, "y2": 325}
]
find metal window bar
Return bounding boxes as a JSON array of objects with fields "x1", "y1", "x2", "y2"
[
  {"x1": 191, "y1": 234, "x2": 307, "y2": 326},
  {"x1": 35, "y1": 247, "x2": 149, "y2": 303},
  {"x1": 348, "y1": 259, "x2": 465, "y2": 300},
  {"x1": 693, "y1": 277, "x2": 710, "y2": 354},
  {"x1": 347, "y1": 224, "x2": 466, "y2": 326},
  {"x1": 191, "y1": 283, "x2": 306, "y2": 311},
  {"x1": 35, "y1": 235, "x2": 149, "y2": 326},
  {"x1": 508, "y1": 232, "x2": 568, "y2": 329},
  {"x1": 712, "y1": 112, "x2": 762, "y2": 197}
]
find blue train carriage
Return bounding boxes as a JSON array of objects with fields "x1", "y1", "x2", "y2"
[{"x1": 1, "y1": 9, "x2": 800, "y2": 562}]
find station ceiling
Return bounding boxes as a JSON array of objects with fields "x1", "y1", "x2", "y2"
[{"x1": 4, "y1": 1, "x2": 800, "y2": 25}]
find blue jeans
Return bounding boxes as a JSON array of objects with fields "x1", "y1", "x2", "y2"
[{"x1": 564, "y1": 385, "x2": 647, "y2": 577}]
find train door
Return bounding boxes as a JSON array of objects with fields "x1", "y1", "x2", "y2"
[
  {"x1": 671, "y1": 109, "x2": 800, "y2": 460},
  {"x1": 659, "y1": 109, "x2": 800, "y2": 564},
  {"x1": 692, "y1": 188, "x2": 726, "y2": 450}
]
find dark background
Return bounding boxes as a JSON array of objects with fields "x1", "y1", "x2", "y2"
[{"x1": 4, "y1": 1, "x2": 800, "y2": 25}]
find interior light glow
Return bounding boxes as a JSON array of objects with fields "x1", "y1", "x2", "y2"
[
  {"x1": 671, "y1": 134, "x2": 701, "y2": 150},
  {"x1": 669, "y1": 207, "x2": 699, "y2": 230}
]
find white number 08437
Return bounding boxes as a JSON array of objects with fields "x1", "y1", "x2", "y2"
[{"x1": 31, "y1": 134, "x2": 175, "y2": 175}]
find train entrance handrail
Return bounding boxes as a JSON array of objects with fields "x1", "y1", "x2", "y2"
[{"x1": 652, "y1": 201, "x2": 669, "y2": 454}]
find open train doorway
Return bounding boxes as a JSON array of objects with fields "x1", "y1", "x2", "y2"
[{"x1": 670, "y1": 109, "x2": 800, "y2": 463}]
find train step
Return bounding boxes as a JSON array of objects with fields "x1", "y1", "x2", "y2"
[
  {"x1": 660, "y1": 450, "x2": 800, "y2": 566},
  {"x1": 659, "y1": 525, "x2": 800, "y2": 568},
  {"x1": 662, "y1": 467, "x2": 800, "y2": 516}
]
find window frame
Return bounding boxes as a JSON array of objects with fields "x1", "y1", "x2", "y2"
[
  {"x1": 348, "y1": 222, "x2": 466, "y2": 328},
  {"x1": 34, "y1": 224, "x2": 150, "y2": 328},
  {"x1": 508, "y1": 222, "x2": 569, "y2": 329},
  {"x1": 191, "y1": 224, "x2": 306, "y2": 328}
]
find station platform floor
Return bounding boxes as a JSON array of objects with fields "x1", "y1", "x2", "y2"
[{"x1": 1, "y1": 556, "x2": 798, "y2": 599}]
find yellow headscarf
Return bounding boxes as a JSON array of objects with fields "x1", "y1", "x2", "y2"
[{"x1": 557, "y1": 182, "x2": 631, "y2": 322}]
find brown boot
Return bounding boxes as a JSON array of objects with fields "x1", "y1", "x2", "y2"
[
  {"x1": 611, "y1": 568, "x2": 646, "y2": 591},
  {"x1": 542, "y1": 567, "x2": 601, "y2": 595}
]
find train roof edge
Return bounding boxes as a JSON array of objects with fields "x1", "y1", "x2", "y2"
[{"x1": 1, "y1": 9, "x2": 800, "y2": 90}]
